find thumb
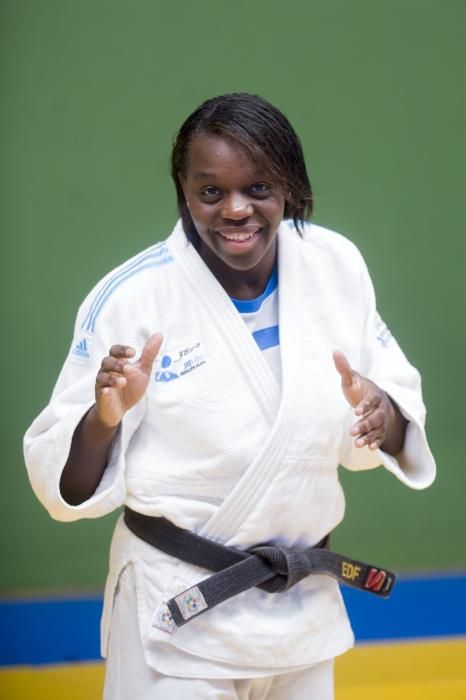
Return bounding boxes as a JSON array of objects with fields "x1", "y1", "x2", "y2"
[
  {"x1": 332, "y1": 350, "x2": 354, "y2": 388},
  {"x1": 138, "y1": 332, "x2": 164, "y2": 374}
]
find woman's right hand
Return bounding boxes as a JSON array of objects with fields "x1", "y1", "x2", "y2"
[
  {"x1": 95, "y1": 332, "x2": 164, "y2": 428},
  {"x1": 61, "y1": 331, "x2": 163, "y2": 505}
]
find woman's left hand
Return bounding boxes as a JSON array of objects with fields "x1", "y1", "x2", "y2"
[{"x1": 333, "y1": 350, "x2": 407, "y2": 455}]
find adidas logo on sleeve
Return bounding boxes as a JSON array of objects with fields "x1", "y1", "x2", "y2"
[{"x1": 70, "y1": 334, "x2": 93, "y2": 364}]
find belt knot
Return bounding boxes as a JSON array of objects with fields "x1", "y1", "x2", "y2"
[{"x1": 248, "y1": 544, "x2": 313, "y2": 592}]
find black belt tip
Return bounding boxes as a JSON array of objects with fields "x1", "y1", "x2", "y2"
[{"x1": 363, "y1": 568, "x2": 397, "y2": 597}]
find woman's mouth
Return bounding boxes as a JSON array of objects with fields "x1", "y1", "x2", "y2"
[
  {"x1": 215, "y1": 225, "x2": 262, "y2": 247},
  {"x1": 218, "y1": 231, "x2": 256, "y2": 242}
]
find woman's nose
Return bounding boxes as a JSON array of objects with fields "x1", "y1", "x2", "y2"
[{"x1": 221, "y1": 192, "x2": 253, "y2": 220}]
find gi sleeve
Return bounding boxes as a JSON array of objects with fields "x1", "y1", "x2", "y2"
[
  {"x1": 23, "y1": 288, "x2": 147, "y2": 522},
  {"x1": 338, "y1": 252, "x2": 436, "y2": 490}
]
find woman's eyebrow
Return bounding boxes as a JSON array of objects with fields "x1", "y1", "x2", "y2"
[
  {"x1": 192, "y1": 171, "x2": 216, "y2": 180},
  {"x1": 192, "y1": 170, "x2": 267, "y2": 181}
]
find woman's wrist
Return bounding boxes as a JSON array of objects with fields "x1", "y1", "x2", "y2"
[{"x1": 381, "y1": 396, "x2": 408, "y2": 455}]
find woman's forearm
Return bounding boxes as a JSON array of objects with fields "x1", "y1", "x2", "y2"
[{"x1": 59, "y1": 406, "x2": 119, "y2": 505}]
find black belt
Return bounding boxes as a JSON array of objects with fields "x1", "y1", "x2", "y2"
[{"x1": 124, "y1": 507, "x2": 396, "y2": 628}]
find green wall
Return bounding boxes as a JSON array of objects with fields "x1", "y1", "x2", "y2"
[{"x1": 2, "y1": 0, "x2": 465, "y2": 592}]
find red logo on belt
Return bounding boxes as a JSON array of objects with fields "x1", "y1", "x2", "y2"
[{"x1": 364, "y1": 568, "x2": 387, "y2": 592}]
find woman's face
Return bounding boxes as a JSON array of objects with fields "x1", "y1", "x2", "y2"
[{"x1": 180, "y1": 133, "x2": 285, "y2": 293}]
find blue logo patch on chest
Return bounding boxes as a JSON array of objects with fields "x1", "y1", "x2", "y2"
[{"x1": 154, "y1": 341, "x2": 206, "y2": 383}]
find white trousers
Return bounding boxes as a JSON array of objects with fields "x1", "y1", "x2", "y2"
[{"x1": 104, "y1": 567, "x2": 334, "y2": 700}]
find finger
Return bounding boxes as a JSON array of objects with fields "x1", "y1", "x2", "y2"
[
  {"x1": 96, "y1": 386, "x2": 113, "y2": 398},
  {"x1": 95, "y1": 381, "x2": 126, "y2": 403},
  {"x1": 355, "y1": 427, "x2": 385, "y2": 450},
  {"x1": 354, "y1": 392, "x2": 382, "y2": 417},
  {"x1": 96, "y1": 370, "x2": 128, "y2": 388},
  {"x1": 96, "y1": 370, "x2": 112, "y2": 387},
  {"x1": 109, "y1": 344, "x2": 136, "y2": 359},
  {"x1": 138, "y1": 332, "x2": 164, "y2": 374},
  {"x1": 101, "y1": 356, "x2": 129, "y2": 373},
  {"x1": 96, "y1": 381, "x2": 124, "y2": 397},
  {"x1": 368, "y1": 436, "x2": 384, "y2": 451},
  {"x1": 350, "y1": 407, "x2": 385, "y2": 436},
  {"x1": 332, "y1": 350, "x2": 354, "y2": 387}
]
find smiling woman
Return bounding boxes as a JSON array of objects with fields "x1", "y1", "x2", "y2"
[
  {"x1": 23, "y1": 93, "x2": 435, "y2": 700},
  {"x1": 180, "y1": 134, "x2": 285, "y2": 296},
  {"x1": 171, "y1": 93, "x2": 312, "y2": 298}
]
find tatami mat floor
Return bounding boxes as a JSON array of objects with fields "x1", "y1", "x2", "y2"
[{"x1": 0, "y1": 637, "x2": 464, "y2": 699}]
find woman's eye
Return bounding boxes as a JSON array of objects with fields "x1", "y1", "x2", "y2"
[
  {"x1": 250, "y1": 183, "x2": 270, "y2": 195},
  {"x1": 201, "y1": 186, "x2": 221, "y2": 197}
]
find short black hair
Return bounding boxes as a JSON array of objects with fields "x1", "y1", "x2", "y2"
[{"x1": 170, "y1": 93, "x2": 313, "y2": 243}]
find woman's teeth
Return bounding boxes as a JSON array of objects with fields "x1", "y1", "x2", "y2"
[
  {"x1": 223, "y1": 233, "x2": 252, "y2": 241},
  {"x1": 218, "y1": 230, "x2": 258, "y2": 241}
]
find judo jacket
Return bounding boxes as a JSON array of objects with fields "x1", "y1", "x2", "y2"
[{"x1": 24, "y1": 220, "x2": 436, "y2": 676}]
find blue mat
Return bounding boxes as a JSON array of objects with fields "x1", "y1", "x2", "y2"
[{"x1": 1, "y1": 573, "x2": 465, "y2": 666}]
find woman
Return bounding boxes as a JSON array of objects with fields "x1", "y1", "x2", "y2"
[{"x1": 24, "y1": 93, "x2": 435, "y2": 699}]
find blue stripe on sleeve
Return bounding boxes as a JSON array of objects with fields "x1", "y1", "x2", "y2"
[{"x1": 82, "y1": 243, "x2": 172, "y2": 332}]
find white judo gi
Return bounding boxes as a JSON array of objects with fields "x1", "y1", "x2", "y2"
[{"x1": 24, "y1": 220, "x2": 436, "y2": 681}]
